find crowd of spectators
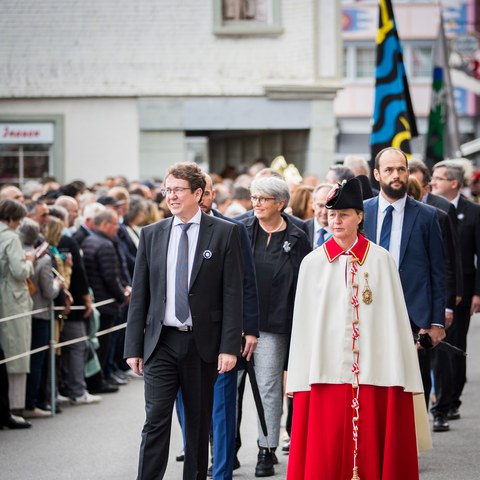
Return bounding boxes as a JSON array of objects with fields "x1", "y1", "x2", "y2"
[{"x1": 0, "y1": 156, "x2": 479, "y2": 478}]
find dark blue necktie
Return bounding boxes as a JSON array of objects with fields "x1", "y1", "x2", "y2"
[
  {"x1": 379, "y1": 205, "x2": 394, "y2": 250},
  {"x1": 317, "y1": 227, "x2": 327, "y2": 247},
  {"x1": 175, "y1": 223, "x2": 192, "y2": 323}
]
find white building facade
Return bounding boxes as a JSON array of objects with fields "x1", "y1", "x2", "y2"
[
  {"x1": 336, "y1": 0, "x2": 479, "y2": 162},
  {"x1": 0, "y1": 0, "x2": 343, "y2": 185}
]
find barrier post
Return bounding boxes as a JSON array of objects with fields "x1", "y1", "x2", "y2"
[{"x1": 49, "y1": 300, "x2": 56, "y2": 417}]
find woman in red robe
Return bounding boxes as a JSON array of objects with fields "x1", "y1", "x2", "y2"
[{"x1": 286, "y1": 178, "x2": 423, "y2": 480}]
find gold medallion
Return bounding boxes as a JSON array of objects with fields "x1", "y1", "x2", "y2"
[{"x1": 362, "y1": 272, "x2": 373, "y2": 305}]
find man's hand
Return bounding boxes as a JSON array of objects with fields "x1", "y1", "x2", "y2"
[
  {"x1": 470, "y1": 295, "x2": 480, "y2": 316},
  {"x1": 241, "y1": 335, "x2": 258, "y2": 361},
  {"x1": 122, "y1": 286, "x2": 132, "y2": 306},
  {"x1": 445, "y1": 311, "x2": 454, "y2": 330},
  {"x1": 417, "y1": 325, "x2": 446, "y2": 348},
  {"x1": 63, "y1": 289, "x2": 73, "y2": 315},
  {"x1": 25, "y1": 251, "x2": 36, "y2": 264},
  {"x1": 218, "y1": 353, "x2": 237, "y2": 374},
  {"x1": 83, "y1": 293, "x2": 93, "y2": 318},
  {"x1": 127, "y1": 357, "x2": 144, "y2": 376}
]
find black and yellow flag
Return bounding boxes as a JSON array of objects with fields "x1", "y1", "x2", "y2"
[{"x1": 370, "y1": 0, "x2": 418, "y2": 165}]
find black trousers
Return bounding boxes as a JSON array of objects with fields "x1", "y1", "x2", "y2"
[
  {"x1": 0, "y1": 344, "x2": 11, "y2": 423},
  {"x1": 431, "y1": 345, "x2": 453, "y2": 417},
  {"x1": 87, "y1": 312, "x2": 115, "y2": 390},
  {"x1": 138, "y1": 327, "x2": 218, "y2": 480},
  {"x1": 450, "y1": 305, "x2": 471, "y2": 409},
  {"x1": 418, "y1": 348, "x2": 432, "y2": 409}
]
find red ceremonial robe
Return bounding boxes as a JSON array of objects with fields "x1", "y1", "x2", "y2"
[{"x1": 286, "y1": 235, "x2": 422, "y2": 480}]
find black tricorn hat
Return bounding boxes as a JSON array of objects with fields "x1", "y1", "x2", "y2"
[{"x1": 325, "y1": 177, "x2": 364, "y2": 211}]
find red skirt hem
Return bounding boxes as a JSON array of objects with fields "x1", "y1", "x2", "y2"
[{"x1": 287, "y1": 384, "x2": 419, "y2": 480}]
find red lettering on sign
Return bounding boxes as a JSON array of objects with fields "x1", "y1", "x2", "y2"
[{"x1": 2, "y1": 126, "x2": 40, "y2": 138}]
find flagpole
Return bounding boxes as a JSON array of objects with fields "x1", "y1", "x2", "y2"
[{"x1": 439, "y1": 7, "x2": 461, "y2": 157}]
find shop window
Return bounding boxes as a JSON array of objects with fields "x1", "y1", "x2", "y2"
[{"x1": 0, "y1": 144, "x2": 51, "y2": 185}]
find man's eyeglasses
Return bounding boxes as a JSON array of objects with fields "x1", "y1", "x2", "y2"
[
  {"x1": 250, "y1": 196, "x2": 276, "y2": 205},
  {"x1": 431, "y1": 176, "x2": 453, "y2": 182},
  {"x1": 161, "y1": 187, "x2": 191, "y2": 196}
]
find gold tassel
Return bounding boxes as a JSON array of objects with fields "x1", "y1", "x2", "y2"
[{"x1": 351, "y1": 466, "x2": 360, "y2": 479}]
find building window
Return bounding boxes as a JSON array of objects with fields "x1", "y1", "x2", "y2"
[
  {"x1": 343, "y1": 43, "x2": 375, "y2": 82},
  {"x1": 0, "y1": 123, "x2": 54, "y2": 185},
  {"x1": 213, "y1": 0, "x2": 283, "y2": 35},
  {"x1": 223, "y1": 0, "x2": 266, "y2": 21},
  {"x1": 0, "y1": 145, "x2": 51, "y2": 186},
  {"x1": 344, "y1": 41, "x2": 433, "y2": 82},
  {"x1": 356, "y1": 47, "x2": 376, "y2": 78},
  {"x1": 407, "y1": 45, "x2": 433, "y2": 79}
]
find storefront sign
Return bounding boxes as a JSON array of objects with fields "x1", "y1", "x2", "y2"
[{"x1": 0, "y1": 123, "x2": 54, "y2": 144}]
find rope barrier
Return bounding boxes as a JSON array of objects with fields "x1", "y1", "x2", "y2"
[
  {"x1": 0, "y1": 298, "x2": 119, "y2": 365},
  {"x1": 0, "y1": 298, "x2": 117, "y2": 323},
  {"x1": 0, "y1": 308, "x2": 49, "y2": 324},
  {"x1": 0, "y1": 322, "x2": 127, "y2": 366}
]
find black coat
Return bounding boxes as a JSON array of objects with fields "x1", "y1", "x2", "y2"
[
  {"x1": 82, "y1": 231, "x2": 126, "y2": 316},
  {"x1": 116, "y1": 223, "x2": 136, "y2": 280},
  {"x1": 71, "y1": 225, "x2": 90, "y2": 248},
  {"x1": 124, "y1": 213, "x2": 244, "y2": 364},
  {"x1": 426, "y1": 192, "x2": 463, "y2": 298},
  {"x1": 456, "y1": 195, "x2": 480, "y2": 306},
  {"x1": 212, "y1": 210, "x2": 259, "y2": 337},
  {"x1": 242, "y1": 214, "x2": 311, "y2": 334},
  {"x1": 57, "y1": 235, "x2": 90, "y2": 321}
]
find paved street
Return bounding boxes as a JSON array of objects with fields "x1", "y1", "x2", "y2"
[{"x1": 2, "y1": 317, "x2": 480, "y2": 479}]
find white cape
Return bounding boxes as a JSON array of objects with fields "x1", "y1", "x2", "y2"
[{"x1": 286, "y1": 240, "x2": 423, "y2": 395}]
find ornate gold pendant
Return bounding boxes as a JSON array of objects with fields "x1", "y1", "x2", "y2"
[{"x1": 362, "y1": 272, "x2": 373, "y2": 305}]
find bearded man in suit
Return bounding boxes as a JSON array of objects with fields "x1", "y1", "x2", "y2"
[{"x1": 363, "y1": 148, "x2": 446, "y2": 428}]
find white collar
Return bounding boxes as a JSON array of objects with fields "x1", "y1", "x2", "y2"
[
  {"x1": 314, "y1": 217, "x2": 327, "y2": 233},
  {"x1": 451, "y1": 193, "x2": 461, "y2": 209},
  {"x1": 378, "y1": 192, "x2": 407, "y2": 214},
  {"x1": 173, "y1": 208, "x2": 202, "y2": 226}
]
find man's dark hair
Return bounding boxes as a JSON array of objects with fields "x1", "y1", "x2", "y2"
[
  {"x1": 232, "y1": 186, "x2": 251, "y2": 200},
  {"x1": 0, "y1": 199, "x2": 27, "y2": 222},
  {"x1": 70, "y1": 180, "x2": 87, "y2": 193},
  {"x1": 408, "y1": 158, "x2": 431, "y2": 186},
  {"x1": 41, "y1": 176, "x2": 58, "y2": 185},
  {"x1": 60, "y1": 183, "x2": 81, "y2": 198},
  {"x1": 124, "y1": 195, "x2": 147, "y2": 225},
  {"x1": 38, "y1": 190, "x2": 61, "y2": 203},
  {"x1": 165, "y1": 162, "x2": 206, "y2": 195},
  {"x1": 327, "y1": 165, "x2": 355, "y2": 183},
  {"x1": 374, "y1": 147, "x2": 408, "y2": 171},
  {"x1": 25, "y1": 200, "x2": 47, "y2": 216}
]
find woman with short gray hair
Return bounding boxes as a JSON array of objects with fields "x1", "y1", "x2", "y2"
[
  {"x1": 241, "y1": 177, "x2": 311, "y2": 477},
  {"x1": 18, "y1": 218, "x2": 61, "y2": 418},
  {"x1": 250, "y1": 176, "x2": 290, "y2": 210}
]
